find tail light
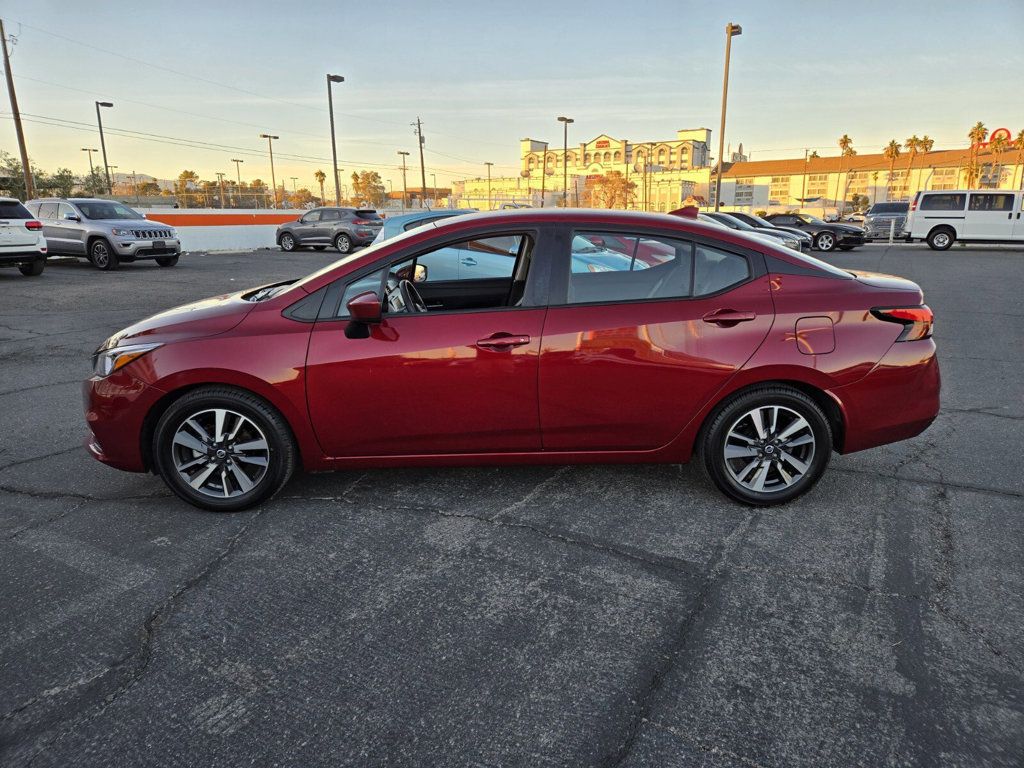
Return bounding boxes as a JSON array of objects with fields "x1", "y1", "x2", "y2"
[
  {"x1": 909, "y1": 194, "x2": 919, "y2": 212},
  {"x1": 25, "y1": 220, "x2": 43, "y2": 230},
  {"x1": 871, "y1": 305, "x2": 933, "y2": 341}
]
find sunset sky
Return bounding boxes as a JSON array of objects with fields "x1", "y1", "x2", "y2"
[{"x1": 3, "y1": 0, "x2": 1023, "y2": 191}]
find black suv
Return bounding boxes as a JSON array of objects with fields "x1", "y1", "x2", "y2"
[
  {"x1": 276, "y1": 207, "x2": 383, "y2": 254},
  {"x1": 763, "y1": 212, "x2": 866, "y2": 252}
]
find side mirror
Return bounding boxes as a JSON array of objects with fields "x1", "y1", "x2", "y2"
[
  {"x1": 413, "y1": 263, "x2": 428, "y2": 283},
  {"x1": 64, "y1": 213, "x2": 80, "y2": 221},
  {"x1": 346, "y1": 291, "x2": 382, "y2": 323}
]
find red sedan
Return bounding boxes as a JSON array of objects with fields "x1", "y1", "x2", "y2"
[{"x1": 83, "y1": 210, "x2": 939, "y2": 512}]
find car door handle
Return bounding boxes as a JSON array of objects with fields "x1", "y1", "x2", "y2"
[
  {"x1": 476, "y1": 334, "x2": 531, "y2": 350},
  {"x1": 702, "y1": 309, "x2": 756, "y2": 326},
  {"x1": 461, "y1": 257, "x2": 477, "y2": 267}
]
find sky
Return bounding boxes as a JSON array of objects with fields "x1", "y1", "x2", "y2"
[{"x1": 2, "y1": 0, "x2": 1023, "y2": 192}]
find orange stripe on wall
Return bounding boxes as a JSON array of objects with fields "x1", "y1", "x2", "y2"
[{"x1": 144, "y1": 213, "x2": 300, "y2": 227}]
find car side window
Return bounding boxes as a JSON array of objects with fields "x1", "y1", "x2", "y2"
[
  {"x1": 336, "y1": 268, "x2": 384, "y2": 318},
  {"x1": 320, "y1": 209, "x2": 341, "y2": 222},
  {"x1": 24, "y1": 202, "x2": 40, "y2": 217},
  {"x1": 773, "y1": 216, "x2": 793, "y2": 225},
  {"x1": 38, "y1": 202, "x2": 58, "y2": 219},
  {"x1": 415, "y1": 235, "x2": 524, "y2": 282},
  {"x1": 920, "y1": 193, "x2": 966, "y2": 211},
  {"x1": 301, "y1": 211, "x2": 321, "y2": 224},
  {"x1": 566, "y1": 231, "x2": 693, "y2": 304},
  {"x1": 57, "y1": 203, "x2": 77, "y2": 220},
  {"x1": 968, "y1": 193, "x2": 1014, "y2": 212},
  {"x1": 693, "y1": 244, "x2": 750, "y2": 296}
]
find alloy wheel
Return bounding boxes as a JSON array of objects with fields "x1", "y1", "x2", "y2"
[
  {"x1": 817, "y1": 233, "x2": 834, "y2": 251},
  {"x1": 92, "y1": 243, "x2": 110, "y2": 267},
  {"x1": 170, "y1": 408, "x2": 270, "y2": 499},
  {"x1": 280, "y1": 234, "x2": 295, "y2": 251},
  {"x1": 723, "y1": 405, "x2": 816, "y2": 494}
]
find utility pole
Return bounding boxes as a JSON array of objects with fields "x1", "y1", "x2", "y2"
[
  {"x1": 801, "y1": 148, "x2": 809, "y2": 207},
  {"x1": 290, "y1": 176, "x2": 298, "y2": 193},
  {"x1": 557, "y1": 116, "x2": 574, "y2": 207},
  {"x1": 259, "y1": 134, "x2": 279, "y2": 209},
  {"x1": 231, "y1": 158, "x2": 244, "y2": 205},
  {"x1": 539, "y1": 141, "x2": 549, "y2": 207},
  {"x1": 216, "y1": 172, "x2": 226, "y2": 208},
  {"x1": 714, "y1": 22, "x2": 742, "y2": 211},
  {"x1": 413, "y1": 117, "x2": 427, "y2": 208},
  {"x1": 326, "y1": 74, "x2": 344, "y2": 206},
  {"x1": 397, "y1": 150, "x2": 410, "y2": 210},
  {"x1": 81, "y1": 148, "x2": 98, "y2": 176},
  {"x1": 484, "y1": 162, "x2": 493, "y2": 210},
  {"x1": 1, "y1": 20, "x2": 34, "y2": 199},
  {"x1": 131, "y1": 170, "x2": 140, "y2": 206},
  {"x1": 95, "y1": 101, "x2": 114, "y2": 194}
]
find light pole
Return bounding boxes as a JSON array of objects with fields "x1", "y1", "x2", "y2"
[
  {"x1": 557, "y1": 116, "x2": 574, "y2": 207},
  {"x1": 106, "y1": 165, "x2": 118, "y2": 195},
  {"x1": 326, "y1": 74, "x2": 344, "y2": 206},
  {"x1": 231, "y1": 158, "x2": 244, "y2": 205},
  {"x1": 216, "y1": 172, "x2": 226, "y2": 208},
  {"x1": 539, "y1": 141, "x2": 549, "y2": 207},
  {"x1": 397, "y1": 150, "x2": 410, "y2": 209},
  {"x1": 95, "y1": 101, "x2": 114, "y2": 194},
  {"x1": 81, "y1": 148, "x2": 98, "y2": 176},
  {"x1": 431, "y1": 173, "x2": 437, "y2": 200},
  {"x1": 484, "y1": 162, "x2": 493, "y2": 210},
  {"x1": 259, "y1": 134, "x2": 279, "y2": 209},
  {"x1": 714, "y1": 22, "x2": 741, "y2": 211}
]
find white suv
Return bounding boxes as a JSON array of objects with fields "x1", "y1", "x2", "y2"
[{"x1": 0, "y1": 198, "x2": 47, "y2": 277}]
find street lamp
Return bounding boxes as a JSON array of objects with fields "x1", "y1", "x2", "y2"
[
  {"x1": 259, "y1": 134, "x2": 279, "y2": 209},
  {"x1": 714, "y1": 22, "x2": 742, "y2": 212},
  {"x1": 326, "y1": 74, "x2": 344, "y2": 206},
  {"x1": 484, "y1": 162, "x2": 493, "y2": 210},
  {"x1": 397, "y1": 150, "x2": 410, "y2": 209},
  {"x1": 557, "y1": 116, "x2": 574, "y2": 207},
  {"x1": 81, "y1": 148, "x2": 98, "y2": 177},
  {"x1": 231, "y1": 158, "x2": 244, "y2": 205},
  {"x1": 95, "y1": 101, "x2": 113, "y2": 194}
]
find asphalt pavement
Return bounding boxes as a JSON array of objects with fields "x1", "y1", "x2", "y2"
[{"x1": 1, "y1": 242, "x2": 1021, "y2": 767}]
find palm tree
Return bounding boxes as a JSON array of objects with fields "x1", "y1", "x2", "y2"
[
  {"x1": 986, "y1": 131, "x2": 1009, "y2": 188},
  {"x1": 968, "y1": 122, "x2": 988, "y2": 188},
  {"x1": 836, "y1": 135, "x2": 855, "y2": 214},
  {"x1": 871, "y1": 171, "x2": 880, "y2": 204},
  {"x1": 916, "y1": 135, "x2": 933, "y2": 191},
  {"x1": 883, "y1": 141, "x2": 901, "y2": 200},
  {"x1": 902, "y1": 135, "x2": 920, "y2": 201},
  {"x1": 1014, "y1": 130, "x2": 1024, "y2": 190},
  {"x1": 314, "y1": 169, "x2": 327, "y2": 204}
]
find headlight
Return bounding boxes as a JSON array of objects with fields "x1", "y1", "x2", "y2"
[
  {"x1": 111, "y1": 228, "x2": 135, "y2": 237},
  {"x1": 92, "y1": 342, "x2": 162, "y2": 377}
]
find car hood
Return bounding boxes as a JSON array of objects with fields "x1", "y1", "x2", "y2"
[
  {"x1": 831, "y1": 223, "x2": 866, "y2": 233},
  {"x1": 88, "y1": 218, "x2": 154, "y2": 227},
  {"x1": 100, "y1": 291, "x2": 256, "y2": 349}
]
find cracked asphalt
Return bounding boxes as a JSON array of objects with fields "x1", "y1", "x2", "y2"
[{"x1": 1, "y1": 243, "x2": 1022, "y2": 767}]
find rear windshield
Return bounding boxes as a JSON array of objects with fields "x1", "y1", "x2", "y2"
[
  {"x1": 869, "y1": 203, "x2": 908, "y2": 214},
  {"x1": 0, "y1": 200, "x2": 32, "y2": 219},
  {"x1": 355, "y1": 210, "x2": 381, "y2": 220}
]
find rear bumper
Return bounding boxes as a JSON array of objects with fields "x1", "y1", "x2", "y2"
[
  {"x1": 829, "y1": 339, "x2": 940, "y2": 453},
  {"x1": 83, "y1": 371, "x2": 166, "y2": 472},
  {"x1": 0, "y1": 249, "x2": 46, "y2": 266}
]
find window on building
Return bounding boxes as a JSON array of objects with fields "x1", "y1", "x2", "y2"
[
  {"x1": 603, "y1": 152, "x2": 612, "y2": 163},
  {"x1": 930, "y1": 168, "x2": 958, "y2": 190},
  {"x1": 769, "y1": 176, "x2": 790, "y2": 202},
  {"x1": 585, "y1": 153, "x2": 592, "y2": 163},
  {"x1": 528, "y1": 156, "x2": 536, "y2": 169},
  {"x1": 734, "y1": 177, "x2": 754, "y2": 206},
  {"x1": 657, "y1": 148, "x2": 667, "y2": 165},
  {"x1": 613, "y1": 151, "x2": 622, "y2": 162}
]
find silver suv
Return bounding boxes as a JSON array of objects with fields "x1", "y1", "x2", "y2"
[
  {"x1": 863, "y1": 202, "x2": 909, "y2": 241},
  {"x1": 25, "y1": 198, "x2": 181, "y2": 270}
]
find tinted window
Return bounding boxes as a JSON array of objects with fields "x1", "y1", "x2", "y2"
[
  {"x1": 337, "y1": 268, "x2": 384, "y2": 318},
  {"x1": 968, "y1": 193, "x2": 1015, "y2": 211},
  {"x1": 920, "y1": 193, "x2": 966, "y2": 211},
  {"x1": 869, "y1": 203, "x2": 908, "y2": 214},
  {"x1": 693, "y1": 244, "x2": 750, "y2": 296},
  {"x1": 0, "y1": 200, "x2": 32, "y2": 218},
  {"x1": 38, "y1": 202, "x2": 59, "y2": 219},
  {"x1": 301, "y1": 211, "x2": 321, "y2": 223},
  {"x1": 771, "y1": 216, "x2": 796, "y2": 225},
  {"x1": 355, "y1": 210, "x2": 381, "y2": 220},
  {"x1": 567, "y1": 232, "x2": 693, "y2": 304},
  {"x1": 320, "y1": 209, "x2": 341, "y2": 222}
]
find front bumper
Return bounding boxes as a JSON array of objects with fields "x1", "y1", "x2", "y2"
[
  {"x1": 83, "y1": 370, "x2": 166, "y2": 472},
  {"x1": 837, "y1": 232, "x2": 866, "y2": 246},
  {"x1": 112, "y1": 238, "x2": 181, "y2": 259}
]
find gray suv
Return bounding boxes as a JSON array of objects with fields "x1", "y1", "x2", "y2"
[
  {"x1": 276, "y1": 207, "x2": 383, "y2": 253},
  {"x1": 25, "y1": 198, "x2": 181, "y2": 270}
]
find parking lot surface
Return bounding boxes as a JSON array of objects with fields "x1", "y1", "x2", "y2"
[{"x1": 1, "y1": 243, "x2": 1022, "y2": 767}]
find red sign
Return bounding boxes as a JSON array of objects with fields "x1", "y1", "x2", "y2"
[{"x1": 595, "y1": 140, "x2": 610, "y2": 149}]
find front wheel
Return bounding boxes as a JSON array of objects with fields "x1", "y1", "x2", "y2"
[
  {"x1": 19, "y1": 259, "x2": 45, "y2": 276},
  {"x1": 153, "y1": 387, "x2": 297, "y2": 512},
  {"x1": 156, "y1": 255, "x2": 179, "y2": 267},
  {"x1": 334, "y1": 233, "x2": 352, "y2": 253},
  {"x1": 89, "y1": 239, "x2": 119, "y2": 270},
  {"x1": 279, "y1": 232, "x2": 297, "y2": 252},
  {"x1": 699, "y1": 386, "x2": 832, "y2": 506},
  {"x1": 814, "y1": 232, "x2": 836, "y2": 251}
]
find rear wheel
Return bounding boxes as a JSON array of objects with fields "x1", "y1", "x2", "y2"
[
  {"x1": 700, "y1": 386, "x2": 832, "y2": 506},
  {"x1": 927, "y1": 227, "x2": 954, "y2": 250},
  {"x1": 334, "y1": 233, "x2": 352, "y2": 253},
  {"x1": 814, "y1": 232, "x2": 837, "y2": 251},
  {"x1": 153, "y1": 387, "x2": 297, "y2": 512},
  {"x1": 838, "y1": 245, "x2": 855, "y2": 251},
  {"x1": 19, "y1": 259, "x2": 45, "y2": 276},
  {"x1": 156, "y1": 255, "x2": 179, "y2": 267},
  {"x1": 89, "y1": 239, "x2": 119, "y2": 270},
  {"x1": 279, "y1": 232, "x2": 297, "y2": 252}
]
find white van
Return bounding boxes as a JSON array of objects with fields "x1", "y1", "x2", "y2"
[{"x1": 906, "y1": 190, "x2": 1024, "y2": 250}]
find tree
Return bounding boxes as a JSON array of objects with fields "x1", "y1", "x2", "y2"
[
  {"x1": 967, "y1": 122, "x2": 988, "y2": 188},
  {"x1": 809, "y1": 150, "x2": 820, "y2": 159},
  {"x1": 986, "y1": 130, "x2": 1009, "y2": 188},
  {"x1": 0, "y1": 151, "x2": 48, "y2": 200},
  {"x1": 350, "y1": 171, "x2": 386, "y2": 207},
  {"x1": 80, "y1": 168, "x2": 108, "y2": 196},
  {"x1": 174, "y1": 170, "x2": 201, "y2": 208},
  {"x1": 137, "y1": 181, "x2": 161, "y2": 196},
  {"x1": 46, "y1": 168, "x2": 77, "y2": 198},
  {"x1": 288, "y1": 188, "x2": 317, "y2": 209},
  {"x1": 314, "y1": 169, "x2": 327, "y2": 205},
  {"x1": 883, "y1": 141, "x2": 901, "y2": 200},
  {"x1": 1014, "y1": 130, "x2": 1024, "y2": 190},
  {"x1": 587, "y1": 171, "x2": 635, "y2": 209}
]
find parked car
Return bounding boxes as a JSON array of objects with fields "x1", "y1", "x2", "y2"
[
  {"x1": 704, "y1": 212, "x2": 805, "y2": 250},
  {"x1": 25, "y1": 198, "x2": 180, "y2": 270},
  {"x1": 843, "y1": 212, "x2": 866, "y2": 223},
  {"x1": 374, "y1": 210, "x2": 478, "y2": 243},
  {"x1": 0, "y1": 197, "x2": 47, "y2": 277},
  {"x1": 696, "y1": 213, "x2": 802, "y2": 252},
  {"x1": 905, "y1": 190, "x2": 1024, "y2": 250},
  {"x1": 763, "y1": 212, "x2": 866, "y2": 251},
  {"x1": 276, "y1": 207, "x2": 383, "y2": 253},
  {"x1": 725, "y1": 211, "x2": 815, "y2": 248},
  {"x1": 863, "y1": 202, "x2": 910, "y2": 240},
  {"x1": 84, "y1": 209, "x2": 939, "y2": 512}
]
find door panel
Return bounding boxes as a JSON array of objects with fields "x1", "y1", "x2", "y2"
[
  {"x1": 1014, "y1": 195, "x2": 1024, "y2": 240},
  {"x1": 965, "y1": 193, "x2": 1016, "y2": 239},
  {"x1": 538, "y1": 277, "x2": 775, "y2": 451},
  {"x1": 305, "y1": 309, "x2": 546, "y2": 457}
]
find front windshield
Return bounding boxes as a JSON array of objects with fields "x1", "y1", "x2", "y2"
[
  {"x1": 76, "y1": 201, "x2": 144, "y2": 220},
  {"x1": 720, "y1": 215, "x2": 754, "y2": 231},
  {"x1": 798, "y1": 213, "x2": 826, "y2": 225},
  {"x1": 748, "y1": 213, "x2": 773, "y2": 227}
]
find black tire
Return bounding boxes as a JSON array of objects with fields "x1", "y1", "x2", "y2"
[
  {"x1": 89, "y1": 238, "x2": 119, "y2": 270},
  {"x1": 152, "y1": 387, "x2": 297, "y2": 512},
  {"x1": 156, "y1": 255, "x2": 179, "y2": 267},
  {"x1": 334, "y1": 233, "x2": 352, "y2": 253},
  {"x1": 927, "y1": 227, "x2": 955, "y2": 251},
  {"x1": 838, "y1": 245, "x2": 855, "y2": 251},
  {"x1": 19, "y1": 259, "x2": 45, "y2": 276},
  {"x1": 312, "y1": 245, "x2": 327, "y2": 251},
  {"x1": 814, "y1": 232, "x2": 837, "y2": 252},
  {"x1": 279, "y1": 232, "x2": 297, "y2": 252},
  {"x1": 699, "y1": 386, "x2": 833, "y2": 506}
]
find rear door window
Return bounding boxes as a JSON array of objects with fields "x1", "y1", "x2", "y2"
[
  {"x1": 968, "y1": 193, "x2": 1015, "y2": 211},
  {"x1": 566, "y1": 231, "x2": 695, "y2": 304},
  {"x1": 38, "y1": 202, "x2": 59, "y2": 219},
  {"x1": 319, "y1": 209, "x2": 341, "y2": 222},
  {"x1": 920, "y1": 193, "x2": 966, "y2": 211}
]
